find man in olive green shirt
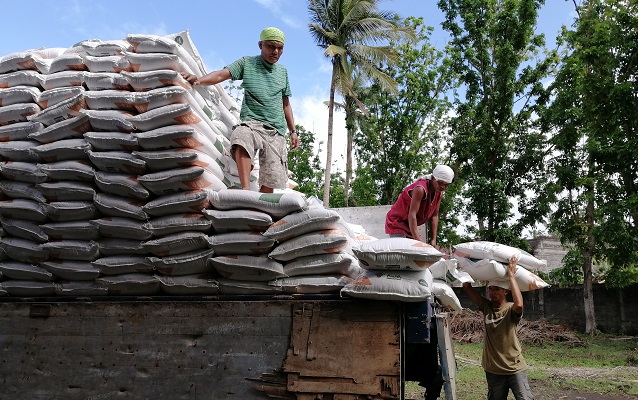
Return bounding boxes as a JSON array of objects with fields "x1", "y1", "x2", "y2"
[
  {"x1": 462, "y1": 256, "x2": 535, "y2": 400},
  {"x1": 182, "y1": 27, "x2": 299, "y2": 193}
]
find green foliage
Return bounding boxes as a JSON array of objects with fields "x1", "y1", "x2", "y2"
[
  {"x1": 439, "y1": 0, "x2": 556, "y2": 247},
  {"x1": 307, "y1": 0, "x2": 414, "y2": 206}
]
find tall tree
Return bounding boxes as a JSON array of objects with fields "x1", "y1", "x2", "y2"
[
  {"x1": 439, "y1": 0, "x2": 554, "y2": 249},
  {"x1": 540, "y1": 0, "x2": 638, "y2": 334},
  {"x1": 307, "y1": 0, "x2": 412, "y2": 207},
  {"x1": 352, "y1": 17, "x2": 461, "y2": 245}
]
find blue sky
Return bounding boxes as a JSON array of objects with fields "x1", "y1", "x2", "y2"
[{"x1": 0, "y1": 0, "x2": 577, "y2": 170}]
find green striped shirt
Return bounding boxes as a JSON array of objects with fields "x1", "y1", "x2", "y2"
[{"x1": 226, "y1": 55, "x2": 291, "y2": 135}]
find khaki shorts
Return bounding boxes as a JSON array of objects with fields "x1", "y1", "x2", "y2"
[{"x1": 230, "y1": 120, "x2": 288, "y2": 189}]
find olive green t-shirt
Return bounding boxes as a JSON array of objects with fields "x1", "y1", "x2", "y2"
[
  {"x1": 225, "y1": 55, "x2": 291, "y2": 136},
  {"x1": 480, "y1": 300, "x2": 528, "y2": 374}
]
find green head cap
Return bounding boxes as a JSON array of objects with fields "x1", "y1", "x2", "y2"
[{"x1": 259, "y1": 27, "x2": 285, "y2": 44}]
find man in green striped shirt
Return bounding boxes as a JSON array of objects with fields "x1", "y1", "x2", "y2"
[{"x1": 182, "y1": 27, "x2": 299, "y2": 193}]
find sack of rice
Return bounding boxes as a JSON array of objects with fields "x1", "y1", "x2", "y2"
[
  {"x1": 0, "y1": 121, "x2": 44, "y2": 141},
  {"x1": 268, "y1": 229, "x2": 350, "y2": 262},
  {"x1": 41, "y1": 240, "x2": 100, "y2": 261},
  {"x1": 40, "y1": 260, "x2": 100, "y2": 281},
  {"x1": 269, "y1": 275, "x2": 353, "y2": 294},
  {"x1": 202, "y1": 209, "x2": 273, "y2": 233},
  {"x1": 90, "y1": 217, "x2": 152, "y2": 240},
  {"x1": 94, "y1": 171, "x2": 149, "y2": 200},
  {"x1": 96, "y1": 273, "x2": 161, "y2": 295},
  {"x1": 84, "y1": 131, "x2": 140, "y2": 152},
  {"x1": 263, "y1": 208, "x2": 340, "y2": 241},
  {"x1": 97, "y1": 238, "x2": 148, "y2": 256},
  {"x1": 1, "y1": 218, "x2": 48, "y2": 242},
  {"x1": 353, "y1": 237, "x2": 443, "y2": 271},
  {"x1": 217, "y1": 277, "x2": 282, "y2": 295},
  {"x1": 142, "y1": 190, "x2": 209, "y2": 217},
  {"x1": 142, "y1": 231, "x2": 210, "y2": 256},
  {"x1": 1, "y1": 280, "x2": 56, "y2": 296},
  {"x1": 29, "y1": 114, "x2": 91, "y2": 144},
  {"x1": 0, "y1": 181, "x2": 47, "y2": 203},
  {"x1": 143, "y1": 213, "x2": 211, "y2": 237},
  {"x1": 37, "y1": 181, "x2": 96, "y2": 201},
  {"x1": 40, "y1": 220, "x2": 100, "y2": 240},
  {"x1": 91, "y1": 255, "x2": 154, "y2": 275},
  {"x1": 283, "y1": 252, "x2": 363, "y2": 279},
  {"x1": 0, "y1": 261, "x2": 53, "y2": 281},
  {"x1": 154, "y1": 274, "x2": 219, "y2": 295},
  {"x1": 148, "y1": 248, "x2": 215, "y2": 276},
  {"x1": 54, "y1": 281, "x2": 108, "y2": 296},
  {"x1": 340, "y1": 268, "x2": 434, "y2": 302},
  {"x1": 209, "y1": 189, "x2": 308, "y2": 219},
  {"x1": 45, "y1": 201, "x2": 99, "y2": 222},
  {"x1": 209, "y1": 255, "x2": 285, "y2": 281},
  {"x1": 94, "y1": 193, "x2": 147, "y2": 221},
  {"x1": 207, "y1": 231, "x2": 275, "y2": 256},
  {"x1": 453, "y1": 241, "x2": 547, "y2": 270},
  {"x1": 432, "y1": 279, "x2": 464, "y2": 311},
  {"x1": 428, "y1": 257, "x2": 475, "y2": 285}
]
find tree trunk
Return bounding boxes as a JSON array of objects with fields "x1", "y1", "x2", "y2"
[
  {"x1": 583, "y1": 173, "x2": 597, "y2": 335},
  {"x1": 322, "y1": 64, "x2": 338, "y2": 207},
  {"x1": 344, "y1": 113, "x2": 354, "y2": 207}
]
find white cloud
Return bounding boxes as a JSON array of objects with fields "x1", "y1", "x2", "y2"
[
  {"x1": 251, "y1": 0, "x2": 303, "y2": 29},
  {"x1": 292, "y1": 89, "x2": 349, "y2": 172}
]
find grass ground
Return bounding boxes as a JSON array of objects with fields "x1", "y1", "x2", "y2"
[{"x1": 405, "y1": 316, "x2": 638, "y2": 400}]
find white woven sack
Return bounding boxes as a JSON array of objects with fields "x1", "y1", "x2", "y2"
[
  {"x1": 82, "y1": 55, "x2": 130, "y2": 73},
  {"x1": 37, "y1": 86, "x2": 85, "y2": 109},
  {"x1": 40, "y1": 53, "x2": 87, "y2": 75},
  {"x1": 83, "y1": 90, "x2": 137, "y2": 112},
  {"x1": 269, "y1": 275, "x2": 352, "y2": 294},
  {"x1": 90, "y1": 217, "x2": 152, "y2": 241},
  {"x1": 453, "y1": 240, "x2": 547, "y2": 270},
  {"x1": 283, "y1": 252, "x2": 363, "y2": 279},
  {"x1": 0, "y1": 51, "x2": 40, "y2": 74},
  {"x1": 91, "y1": 255, "x2": 154, "y2": 275},
  {"x1": 0, "y1": 198, "x2": 48, "y2": 222},
  {"x1": 29, "y1": 114, "x2": 91, "y2": 144},
  {"x1": 137, "y1": 166, "x2": 225, "y2": 196},
  {"x1": 0, "y1": 261, "x2": 53, "y2": 281},
  {"x1": 97, "y1": 238, "x2": 147, "y2": 256},
  {"x1": 28, "y1": 93, "x2": 85, "y2": 127},
  {"x1": 132, "y1": 149, "x2": 197, "y2": 171},
  {"x1": 93, "y1": 193, "x2": 148, "y2": 221},
  {"x1": 353, "y1": 237, "x2": 443, "y2": 271},
  {"x1": 80, "y1": 40, "x2": 132, "y2": 57},
  {"x1": 0, "y1": 140, "x2": 41, "y2": 162},
  {"x1": 0, "y1": 121, "x2": 44, "y2": 141},
  {"x1": 154, "y1": 274, "x2": 219, "y2": 295},
  {"x1": 84, "y1": 72, "x2": 132, "y2": 91},
  {"x1": 120, "y1": 70, "x2": 190, "y2": 92},
  {"x1": 263, "y1": 208, "x2": 341, "y2": 241},
  {"x1": 94, "y1": 171, "x2": 149, "y2": 200},
  {"x1": 40, "y1": 260, "x2": 100, "y2": 281},
  {"x1": 1, "y1": 217, "x2": 48, "y2": 243},
  {"x1": 0, "y1": 180, "x2": 47, "y2": 203},
  {"x1": 40, "y1": 71, "x2": 85, "y2": 91},
  {"x1": 208, "y1": 231, "x2": 276, "y2": 256},
  {"x1": 37, "y1": 181, "x2": 96, "y2": 202},
  {"x1": 40, "y1": 220, "x2": 99, "y2": 241},
  {"x1": 0, "y1": 103, "x2": 41, "y2": 126},
  {"x1": 340, "y1": 268, "x2": 434, "y2": 302},
  {"x1": 217, "y1": 277, "x2": 282, "y2": 295},
  {"x1": 96, "y1": 273, "x2": 161, "y2": 295},
  {"x1": 209, "y1": 255, "x2": 285, "y2": 281},
  {"x1": 80, "y1": 109, "x2": 136, "y2": 132},
  {"x1": 148, "y1": 248, "x2": 215, "y2": 276},
  {"x1": 0, "y1": 86, "x2": 40, "y2": 106},
  {"x1": 209, "y1": 189, "x2": 308, "y2": 219},
  {"x1": 38, "y1": 160, "x2": 95, "y2": 181},
  {"x1": 55, "y1": 282, "x2": 108, "y2": 296},
  {"x1": 142, "y1": 190, "x2": 210, "y2": 217},
  {"x1": 84, "y1": 131, "x2": 139, "y2": 152},
  {"x1": 142, "y1": 231, "x2": 210, "y2": 257},
  {"x1": 432, "y1": 279, "x2": 464, "y2": 311},
  {"x1": 1, "y1": 161, "x2": 47, "y2": 183},
  {"x1": 457, "y1": 257, "x2": 550, "y2": 291},
  {"x1": 202, "y1": 209, "x2": 273, "y2": 233},
  {"x1": 142, "y1": 213, "x2": 211, "y2": 237},
  {"x1": 34, "y1": 138, "x2": 90, "y2": 163},
  {"x1": 0, "y1": 280, "x2": 56, "y2": 296},
  {"x1": 428, "y1": 257, "x2": 475, "y2": 285},
  {"x1": 0, "y1": 71, "x2": 41, "y2": 88},
  {"x1": 131, "y1": 86, "x2": 189, "y2": 113},
  {"x1": 268, "y1": 229, "x2": 350, "y2": 262},
  {"x1": 87, "y1": 150, "x2": 147, "y2": 175}
]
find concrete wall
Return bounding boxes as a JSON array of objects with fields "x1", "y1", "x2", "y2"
[{"x1": 454, "y1": 283, "x2": 638, "y2": 335}]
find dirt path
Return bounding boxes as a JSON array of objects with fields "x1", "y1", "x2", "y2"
[{"x1": 531, "y1": 366, "x2": 638, "y2": 400}]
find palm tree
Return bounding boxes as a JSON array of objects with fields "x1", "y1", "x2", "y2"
[{"x1": 308, "y1": 0, "x2": 414, "y2": 207}]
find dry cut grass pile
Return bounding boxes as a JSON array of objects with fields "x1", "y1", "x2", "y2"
[{"x1": 449, "y1": 309, "x2": 586, "y2": 346}]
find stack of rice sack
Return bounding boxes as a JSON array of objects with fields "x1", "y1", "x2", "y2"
[
  {"x1": 341, "y1": 238, "x2": 443, "y2": 302},
  {"x1": 0, "y1": 31, "x2": 245, "y2": 297},
  {"x1": 451, "y1": 241, "x2": 550, "y2": 291},
  {"x1": 427, "y1": 257, "x2": 474, "y2": 311},
  {"x1": 205, "y1": 190, "x2": 361, "y2": 295}
]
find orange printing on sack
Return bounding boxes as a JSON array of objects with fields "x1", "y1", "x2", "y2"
[
  {"x1": 174, "y1": 111, "x2": 202, "y2": 125},
  {"x1": 183, "y1": 177, "x2": 212, "y2": 189},
  {"x1": 173, "y1": 136, "x2": 203, "y2": 148}
]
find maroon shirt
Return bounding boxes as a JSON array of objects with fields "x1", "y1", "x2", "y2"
[{"x1": 385, "y1": 178, "x2": 442, "y2": 238}]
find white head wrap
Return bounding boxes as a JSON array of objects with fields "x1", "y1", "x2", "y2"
[
  {"x1": 487, "y1": 280, "x2": 510, "y2": 290},
  {"x1": 432, "y1": 165, "x2": 454, "y2": 183}
]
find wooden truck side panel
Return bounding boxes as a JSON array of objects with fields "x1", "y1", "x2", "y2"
[{"x1": 0, "y1": 298, "x2": 402, "y2": 400}]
